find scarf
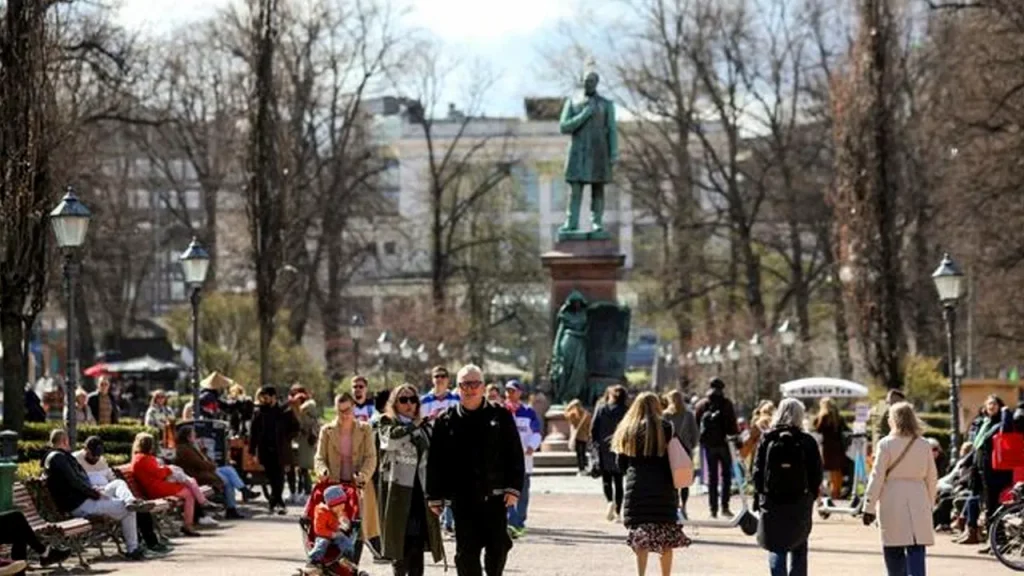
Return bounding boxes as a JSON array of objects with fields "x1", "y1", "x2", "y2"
[{"x1": 973, "y1": 416, "x2": 995, "y2": 451}]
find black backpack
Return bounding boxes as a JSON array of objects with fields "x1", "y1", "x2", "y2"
[
  {"x1": 700, "y1": 405, "x2": 726, "y2": 446},
  {"x1": 762, "y1": 428, "x2": 809, "y2": 503}
]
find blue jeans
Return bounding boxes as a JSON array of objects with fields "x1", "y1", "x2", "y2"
[
  {"x1": 507, "y1": 474, "x2": 531, "y2": 529},
  {"x1": 442, "y1": 505, "x2": 454, "y2": 531},
  {"x1": 883, "y1": 545, "x2": 926, "y2": 576},
  {"x1": 310, "y1": 534, "x2": 355, "y2": 563},
  {"x1": 216, "y1": 466, "x2": 246, "y2": 509},
  {"x1": 768, "y1": 542, "x2": 808, "y2": 576}
]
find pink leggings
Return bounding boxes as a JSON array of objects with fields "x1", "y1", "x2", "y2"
[{"x1": 174, "y1": 477, "x2": 208, "y2": 527}]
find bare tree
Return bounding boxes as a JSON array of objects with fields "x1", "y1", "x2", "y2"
[
  {"x1": 245, "y1": 0, "x2": 285, "y2": 385},
  {"x1": 404, "y1": 43, "x2": 516, "y2": 317}
]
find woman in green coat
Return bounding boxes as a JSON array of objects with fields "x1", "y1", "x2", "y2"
[{"x1": 377, "y1": 383, "x2": 444, "y2": 576}]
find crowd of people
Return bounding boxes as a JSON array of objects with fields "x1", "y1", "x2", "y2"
[{"x1": 4, "y1": 366, "x2": 1018, "y2": 576}]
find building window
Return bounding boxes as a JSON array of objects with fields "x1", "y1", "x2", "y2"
[
  {"x1": 380, "y1": 158, "x2": 400, "y2": 211},
  {"x1": 185, "y1": 190, "x2": 201, "y2": 210},
  {"x1": 134, "y1": 189, "x2": 150, "y2": 209},
  {"x1": 383, "y1": 241, "x2": 396, "y2": 256},
  {"x1": 366, "y1": 243, "x2": 378, "y2": 257},
  {"x1": 512, "y1": 164, "x2": 539, "y2": 211}
]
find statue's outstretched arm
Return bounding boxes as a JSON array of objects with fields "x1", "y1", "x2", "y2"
[{"x1": 559, "y1": 98, "x2": 592, "y2": 135}]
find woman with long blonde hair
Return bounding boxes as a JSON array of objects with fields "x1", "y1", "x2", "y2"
[
  {"x1": 613, "y1": 392, "x2": 690, "y2": 576},
  {"x1": 565, "y1": 399, "x2": 593, "y2": 474},
  {"x1": 662, "y1": 391, "x2": 697, "y2": 519}
]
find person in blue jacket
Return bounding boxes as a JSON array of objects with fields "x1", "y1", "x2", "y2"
[{"x1": 504, "y1": 380, "x2": 542, "y2": 538}]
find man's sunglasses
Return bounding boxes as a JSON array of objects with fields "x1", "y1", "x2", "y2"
[
  {"x1": 433, "y1": 374, "x2": 449, "y2": 379},
  {"x1": 458, "y1": 380, "x2": 484, "y2": 389},
  {"x1": 396, "y1": 396, "x2": 418, "y2": 405}
]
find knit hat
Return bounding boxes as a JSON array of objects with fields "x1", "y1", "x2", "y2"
[{"x1": 324, "y1": 485, "x2": 348, "y2": 508}]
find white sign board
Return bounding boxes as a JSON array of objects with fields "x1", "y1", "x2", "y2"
[{"x1": 853, "y1": 401, "x2": 871, "y2": 434}]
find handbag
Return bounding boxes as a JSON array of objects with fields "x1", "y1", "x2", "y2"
[
  {"x1": 993, "y1": 432, "x2": 1024, "y2": 471},
  {"x1": 668, "y1": 437, "x2": 694, "y2": 489}
]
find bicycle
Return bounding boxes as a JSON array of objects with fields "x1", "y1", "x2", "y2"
[{"x1": 990, "y1": 482, "x2": 1024, "y2": 571}]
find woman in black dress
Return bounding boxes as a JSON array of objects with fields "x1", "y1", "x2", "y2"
[{"x1": 613, "y1": 391, "x2": 690, "y2": 576}]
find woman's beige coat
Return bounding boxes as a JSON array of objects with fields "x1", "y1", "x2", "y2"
[
  {"x1": 863, "y1": 434, "x2": 938, "y2": 547},
  {"x1": 315, "y1": 419, "x2": 380, "y2": 540}
]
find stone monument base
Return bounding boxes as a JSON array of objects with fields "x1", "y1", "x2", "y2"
[
  {"x1": 540, "y1": 405, "x2": 571, "y2": 452},
  {"x1": 541, "y1": 238, "x2": 625, "y2": 330}
]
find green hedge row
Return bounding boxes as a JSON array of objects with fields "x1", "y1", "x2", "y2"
[
  {"x1": 19, "y1": 421, "x2": 158, "y2": 444},
  {"x1": 17, "y1": 440, "x2": 135, "y2": 463},
  {"x1": 15, "y1": 453, "x2": 131, "y2": 482}
]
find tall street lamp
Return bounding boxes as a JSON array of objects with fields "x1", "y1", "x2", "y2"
[
  {"x1": 349, "y1": 315, "x2": 365, "y2": 374},
  {"x1": 933, "y1": 253, "x2": 967, "y2": 461},
  {"x1": 180, "y1": 237, "x2": 211, "y2": 420},
  {"x1": 416, "y1": 344, "x2": 429, "y2": 364},
  {"x1": 712, "y1": 344, "x2": 724, "y2": 375},
  {"x1": 437, "y1": 341, "x2": 448, "y2": 364},
  {"x1": 727, "y1": 339, "x2": 741, "y2": 379},
  {"x1": 377, "y1": 331, "x2": 393, "y2": 389},
  {"x1": 50, "y1": 187, "x2": 91, "y2": 444},
  {"x1": 749, "y1": 333, "x2": 764, "y2": 400},
  {"x1": 778, "y1": 320, "x2": 796, "y2": 379}
]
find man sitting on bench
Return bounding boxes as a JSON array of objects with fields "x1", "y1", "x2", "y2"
[
  {"x1": 74, "y1": 436, "x2": 168, "y2": 553},
  {"x1": 43, "y1": 429, "x2": 147, "y2": 561}
]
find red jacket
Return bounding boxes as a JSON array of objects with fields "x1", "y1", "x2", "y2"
[{"x1": 131, "y1": 453, "x2": 181, "y2": 499}]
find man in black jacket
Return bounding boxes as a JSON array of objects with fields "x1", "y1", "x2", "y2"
[
  {"x1": 426, "y1": 364, "x2": 524, "y2": 576},
  {"x1": 43, "y1": 429, "x2": 145, "y2": 560},
  {"x1": 694, "y1": 377, "x2": 740, "y2": 518}
]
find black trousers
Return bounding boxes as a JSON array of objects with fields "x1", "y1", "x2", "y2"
[
  {"x1": 574, "y1": 441, "x2": 588, "y2": 472},
  {"x1": 704, "y1": 445, "x2": 733, "y2": 514},
  {"x1": 601, "y1": 472, "x2": 624, "y2": 513},
  {"x1": 0, "y1": 510, "x2": 45, "y2": 561},
  {"x1": 137, "y1": 512, "x2": 161, "y2": 547},
  {"x1": 452, "y1": 496, "x2": 511, "y2": 576},
  {"x1": 392, "y1": 530, "x2": 426, "y2": 576},
  {"x1": 679, "y1": 487, "x2": 690, "y2": 512},
  {"x1": 263, "y1": 458, "x2": 286, "y2": 508}
]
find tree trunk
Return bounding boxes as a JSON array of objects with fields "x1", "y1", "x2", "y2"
[
  {"x1": 431, "y1": 183, "x2": 445, "y2": 316},
  {"x1": 1, "y1": 309, "x2": 27, "y2": 431},
  {"x1": 322, "y1": 242, "x2": 343, "y2": 380},
  {"x1": 203, "y1": 185, "x2": 219, "y2": 290},
  {"x1": 738, "y1": 227, "x2": 767, "y2": 334}
]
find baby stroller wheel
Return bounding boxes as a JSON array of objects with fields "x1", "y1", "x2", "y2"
[{"x1": 739, "y1": 511, "x2": 758, "y2": 535}]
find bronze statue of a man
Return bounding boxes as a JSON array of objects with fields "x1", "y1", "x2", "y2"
[{"x1": 557, "y1": 70, "x2": 618, "y2": 241}]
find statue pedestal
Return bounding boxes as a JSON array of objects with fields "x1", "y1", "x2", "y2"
[
  {"x1": 540, "y1": 405, "x2": 571, "y2": 452},
  {"x1": 541, "y1": 238, "x2": 626, "y2": 328}
]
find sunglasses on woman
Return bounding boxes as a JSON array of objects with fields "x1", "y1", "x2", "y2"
[{"x1": 396, "y1": 396, "x2": 418, "y2": 405}]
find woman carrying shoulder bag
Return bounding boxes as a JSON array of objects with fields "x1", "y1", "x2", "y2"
[
  {"x1": 614, "y1": 392, "x2": 693, "y2": 576},
  {"x1": 861, "y1": 402, "x2": 938, "y2": 576}
]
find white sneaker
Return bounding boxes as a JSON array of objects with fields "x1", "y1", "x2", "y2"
[
  {"x1": 197, "y1": 516, "x2": 219, "y2": 527},
  {"x1": 606, "y1": 502, "x2": 616, "y2": 521}
]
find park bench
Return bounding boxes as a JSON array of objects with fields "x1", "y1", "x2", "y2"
[
  {"x1": 12, "y1": 481, "x2": 94, "y2": 568},
  {"x1": 23, "y1": 478, "x2": 126, "y2": 559},
  {"x1": 115, "y1": 465, "x2": 180, "y2": 535}
]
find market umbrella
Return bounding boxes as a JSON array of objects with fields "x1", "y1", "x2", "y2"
[
  {"x1": 83, "y1": 363, "x2": 109, "y2": 378},
  {"x1": 779, "y1": 377, "x2": 870, "y2": 399}
]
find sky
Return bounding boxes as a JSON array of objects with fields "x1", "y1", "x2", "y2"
[{"x1": 115, "y1": 0, "x2": 573, "y2": 117}]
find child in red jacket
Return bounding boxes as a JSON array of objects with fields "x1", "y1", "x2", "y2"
[{"x1": 309, "y1": 485, "x2": 357, "y2": 565}]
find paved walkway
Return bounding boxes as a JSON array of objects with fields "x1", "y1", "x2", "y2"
[{"x1": 53, "y1": 476, "x2": 1001, "y2": 575}]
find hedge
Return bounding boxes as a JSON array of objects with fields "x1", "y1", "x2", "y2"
[
  {"x1": 15, "y1": 453, "x2": 130, "y2": 482},
  {"x1": 19, "y1": 421, "x2": 158, "y2": 444},
  {"x1": 839, "y1": 410, "x2": 951, "y2": 430},
  {"x1": 18, "y1": 440, "x2": 135, "y2": 463}
]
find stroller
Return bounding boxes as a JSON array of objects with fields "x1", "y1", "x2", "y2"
[{"x1": 299, "y1": 479, "x2": 367, "y2": 576}]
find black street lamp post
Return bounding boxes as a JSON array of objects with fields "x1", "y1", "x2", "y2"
[
  {"x1": 50, "y1": 187, "x2": 91, "y2": 445},
  {"x1": 933, "y1": 253, "x2": 967, "y2": 465},
  {"x1": 349, "y1": 315, "x2": 365, "y2": 374},
  {"x1": 778, "y1": 320, "x2": 796, "y2": 379},
  {"x1": 749, "y1": 333, "x2": 764, "y2": 400},
  {"x1": 377, "y1": 331, "x2": 393, "y2": 389},
  {"x1": 180, "y1": 238, "x2": 211, "y2": 420},
  {"x1": 712, "y1": 344, "x2": 724, "y2": 375}
]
